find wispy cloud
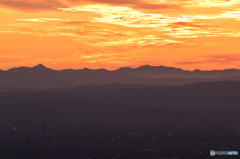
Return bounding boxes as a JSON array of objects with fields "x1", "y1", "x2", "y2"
[
  {"x1": 58, "y1": 4, "x2": 240, "y2": 38},
  {"x1": 91, "y1": 35, "x2": 187, "y2": 47},
  {"x1": 220, "y1": 9, "x2": 240, "y2": 20},
  {"x1": 58, "y1": 5, "x2": 193, "y2": 28},
  {"x1": 0, "y1": 17, "x2": 189, "y2": 48},
  {"x1": 186, "y1": 0, "x2": 240, "y2": 8},
  {"x1": 176, "y1": 54, "x2": 240, "y2": 65},
  {"x1": 0, "y1": 0, "x2": 67, "y2": 11},
  {"x1": 0, "y1": 54, "x2": 31, "y2": 63},
  {"x1": 16, "y1": 18, "x2": 69, "y2": 22}
]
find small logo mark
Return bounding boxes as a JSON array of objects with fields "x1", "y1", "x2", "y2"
[
  {"x1": 210, "y1": 150, "x2": 238, "y2": 156},
  {"x1": 210, "y1": 150, "x2": 215, "y2": 156}
]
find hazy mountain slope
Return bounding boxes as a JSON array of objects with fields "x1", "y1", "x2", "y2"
[{"x1": 0, "y1": 82, "x2": 240, "y2": 120}]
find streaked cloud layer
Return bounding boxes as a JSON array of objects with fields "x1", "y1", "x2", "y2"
[{"x1": 0, "y1": 0, "x2": 240, "y2": 70}]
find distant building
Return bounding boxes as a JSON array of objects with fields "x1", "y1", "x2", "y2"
[{"x1": 41, "y1": 121, "x2": 46, "y2": 142}]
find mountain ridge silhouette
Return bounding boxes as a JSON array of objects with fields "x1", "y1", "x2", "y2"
[
  {"x1": 0, "y1": 64, "x2": 240, "y2": 91},
  {"x1": 6, "y1": 64, "x2": 240, "y2": 77}
]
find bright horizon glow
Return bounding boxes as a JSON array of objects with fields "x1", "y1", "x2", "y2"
[{"x1": 0, "y1": 0, "x2": 240, "y2": 71}]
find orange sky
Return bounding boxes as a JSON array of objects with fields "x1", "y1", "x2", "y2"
[{"x1": 1, "y1": 0, "x2": 240, "y2": 70}]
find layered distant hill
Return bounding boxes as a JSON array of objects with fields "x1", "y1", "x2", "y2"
[
  {"x1": 1, "y1": 81, "x2": 240, "y2": 120},
  {"x1": 1, "y1": 64, "x2": 240, "y2": 91}
]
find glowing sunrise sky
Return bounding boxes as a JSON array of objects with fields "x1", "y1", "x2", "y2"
[{"x1": 1, "y1": 0, "x2": 240, "y2": 70}]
